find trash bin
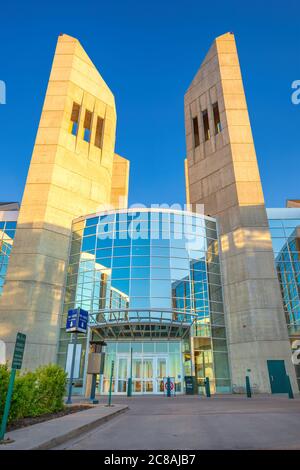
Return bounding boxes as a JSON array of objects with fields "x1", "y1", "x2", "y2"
[{"x1": 184, "y1": 376, "x2": 196, "y2": 395}]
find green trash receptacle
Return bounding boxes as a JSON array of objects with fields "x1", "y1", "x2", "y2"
[{"x1": 184, "y1": 376, "x2": 196, "y2": 395}]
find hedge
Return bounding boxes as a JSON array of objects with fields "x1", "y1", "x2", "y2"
[{"x1": 0, "y1": 364, "x2": 67, "y2": 423}]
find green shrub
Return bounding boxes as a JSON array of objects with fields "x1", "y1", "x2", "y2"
[
  {"x1": 34, "y1": 364, "x2": 67, "y2": 415},
  {"x1": 0, "y1": 364, "x2": 67, "y2": 423},
  {"x1": 0, "y1": 364, "x2": 10, "y2": 417}
]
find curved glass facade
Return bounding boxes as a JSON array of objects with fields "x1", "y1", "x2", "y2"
[
  {"x1": 267, "y1": 208, "x2": 300, "y2": 390},
  {"x1": 58, "y1": 209, "x2": 231, "y2": 394},
  {"x1": 0, "y1": 210, "x2": 17, "y2": 297}
]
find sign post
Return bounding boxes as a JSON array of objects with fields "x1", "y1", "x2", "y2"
[
  {"x1": 127, "y1": 347, "x2": 133, "y2": 397},
  {"x1": 0, "y1": 332, "x2": 26, "y2": 441},
  {"x1": 163, "y1": 376, "x2": 175, "y2": 397},
  {"x1": 65, "y1": 308, "x2": 88, "y2": 405},
  {"x1": 108, "y1": 360, "x2": 115, "y2": 406}
]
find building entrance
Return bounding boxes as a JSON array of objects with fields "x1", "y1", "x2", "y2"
[{"x1": 116, "y1": 354, "x2": 168, "y2": 394}]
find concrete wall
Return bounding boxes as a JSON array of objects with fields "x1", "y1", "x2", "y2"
[
  {"x1": 0, "y1": 34, "x2": 129, "y2": 369},
  {"x1": 184, "y1": 32, "x2": 297, "y2": 392}
]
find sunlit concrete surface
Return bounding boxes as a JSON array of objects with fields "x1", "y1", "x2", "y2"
[{"x1": 55, "y1": 395, "x2": 300, "y2": 450}]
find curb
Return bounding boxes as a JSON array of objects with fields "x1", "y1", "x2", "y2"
[
  {"x1": 5, "y1": 405, "x2": 129, "y2": 450},
  {"x1": 34, "y1": 406, "x2": 129, "y2": 450}
]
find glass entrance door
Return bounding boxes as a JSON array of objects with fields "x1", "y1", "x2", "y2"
[
  {"x1": 117, "y1": 357, "x2": 128, "y2": 393},
  {"x1": 143, "y1": 358, "x2": 154, "y2": 393},
  {"x1": 115, "y1": 354, "x2": 169, "y2": 394},
  {"x1": 132, "y1": 358, "x2": 142, "y2": 393},
  {"x1": 156, "y1": 357, "x2": 167, "y2": 393}
]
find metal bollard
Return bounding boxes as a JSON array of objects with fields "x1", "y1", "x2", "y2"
[
  {"x1": 167, "y1": 377, "x2": 171, "y2": 397},
  {"x1": 245, "y1": 375, "x2": 252, "y2": 398},
  {"x1": 286, "y1": 375, "x2": 294, "y2": 399},
  {"x1": 205, "y1": 377, "x2": 211, "y2": 397}
]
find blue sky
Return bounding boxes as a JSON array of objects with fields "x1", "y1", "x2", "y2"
[{"x1": 0, "y1": 0, "x2": 299, "y2": 208}]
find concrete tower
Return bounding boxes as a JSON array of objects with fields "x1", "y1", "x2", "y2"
[
  {"x1": 0, "y1": 34, "x2": 129, "y2": 369},
  {"x1": 184, "y1": 32, "x2": 297, "y2": 392}
]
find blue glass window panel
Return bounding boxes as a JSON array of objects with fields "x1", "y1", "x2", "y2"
[
  {"x1": 6, "y1": 222, "x2": 17, "y2": 229},
  {"x1": 151, "y1": 267, "x2": 170, "y2": 280},
  {"x1": 193, "y1": 271, "x2": 207, "y2": 283},
  {"x1": 113, "y1": 246, "x2": 131, "y2": 257},
  {"x1": 170, "y1": 257, "x2": 190, "y2": 270},
  {"x1": 96, "y1": 258, "x2": 111, "y2": 269},
  {"x1": 82, "y1": 236, "x2": 96, "y2": 252},
  {"x1": 99, "y1": 214, "x2": 115, "y2": 224},
  {"x1": 131, "y1": 267, "x2": 150, "y2": 279},
  {"x1": 130, "y1": 279, "x2": 150, "y2": 297},
  {"x1": 96, "y1": 247, "x2": 112, "y2": 259},
  {"x1": 152, "y1": 256, "x2": 169, "y2": 268},
  {"x1": 270, "y1": 227, "x2": 286, "y2": 238},
  {"x1": 130, "y1": 218, "x2": 150, "y2": 234},
  {"x1": 130, "y1": 297, "x2": 151, "y2": 309},
  {"x1": 187, "y1": 238, "x2": 207, "y2": 252},
  {"x1": 268, "y1": 219, "x2": 283, "y2": 228},
  {"x1": 151, "y1": 238, "x2": 170, "y2": 247},
  {"x1": 170, "y1": 247, "x2": 188, "y2": 259},
  {"x1": 97, "y1": 223, "x2": 114, "y2": 237},
  {"x1": 272, "y1": 238, "x2": 286, "y2": 252},
  {"x1": 170, "y1": 222, "x2": 184, "y2": 235},
  {"x1": 193, "y1": 260, "x2": 207, "y2": 270},
  {"x1": 283, "y1": 219, "x2": 300, "y2": 228},
  {"x1": 151, "y1": 246, "x2": 170, "y2": 257},
  {"x1": 96, "y1": 237, "x2": 113, "y2": 250},
  {"x1": 116, "y1": 213, "x2": 130, "y2": 231},
  {"x1": 112, "y1": 267, "x2": 130, "y2": 279},
  {"x1": 170, "y1": 239, "x2": 186, "y2": 249},
  {"x1": 84, "y1": 225, "x2": 97, "y2": 236},
  {"x1": 150, "y1": 297, "x2": 171, "y2": 309},
  {"x1": 86, "y1": 217, "x2": 99, "y2": 227},
  {"x1": 170, "y1": 269, "x2": 189, "y2": 281},
  {"x1": 285, "y1": 227, "x2": 298, "y2": 237},
  {"x1": 150, "y1": 212, "x2": 159, "y2": 222},
  {"x1": 131, "y1": 233, "x2": 151, "y2": 245},
  {"x1": 112, "y1": 256, "x2": 130, "y2": 267},
  {"x1": 132, "y1": 245, "x2": 150, "y2": 256},
  {"x1": 131, "y1": 256, "x2": 150, "y2": 267},
  {"x1": 0, "y1": 222, "x2": 5, "y2": 229},
  {"x1": 151, "y1": 280, "x2": 171, "y2": 298},
  {"x1": 0, "y1": 264, "x2": 8, "y2": 276},
  {"x1": 113, "y1": 236, "x2": 130, "y2": 246},
  {"x1": 188, "y1": 250, "x2": 206, "y2": 260},
  {"x1": 111, "y1": 279, "x2": 129, "y2": 296},
  {"x1": 188, "y1": 226, "x2": 206, "y2": 238}
]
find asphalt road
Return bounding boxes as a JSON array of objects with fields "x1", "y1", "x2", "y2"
[{"x1": 55, "y1": 395, "x2": 300, "y2": 450}]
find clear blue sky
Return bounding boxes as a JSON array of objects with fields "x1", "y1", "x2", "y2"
[{"x1": 0, "y1": 0, "x2": 299, "y2": 208}]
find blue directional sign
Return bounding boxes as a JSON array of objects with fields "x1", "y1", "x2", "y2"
[{"x1": 66, "y1": 308, "x2": 88, "y2": 333}]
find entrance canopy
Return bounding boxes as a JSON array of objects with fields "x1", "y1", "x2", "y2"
[{"x1": 89, "y1": 309, "x2": 196, "y2": 340}]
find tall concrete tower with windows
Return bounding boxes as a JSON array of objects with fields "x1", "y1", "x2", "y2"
[
  {"x1": 0, "y1": 34, "x2": 129, "y2": 369},
  {"x1": 184, "y1": 32, "x2": 297, "y2": 392}
]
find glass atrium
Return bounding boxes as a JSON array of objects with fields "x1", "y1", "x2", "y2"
[{"x1": 58, "y1": 208, "x2": 231, "y2": 394}]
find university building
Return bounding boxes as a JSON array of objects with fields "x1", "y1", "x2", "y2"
[{"x1": 0, "y1": 33, "x2": 299, "y2": 395}]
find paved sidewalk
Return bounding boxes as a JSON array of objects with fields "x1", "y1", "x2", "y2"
[
  {"x1": 0, "y1": 404, "x2": 128, "y2": 450},
  {"x1": 54, "y1": 395, "x2": 300, "y2": 450}
]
